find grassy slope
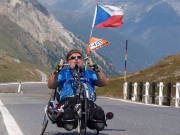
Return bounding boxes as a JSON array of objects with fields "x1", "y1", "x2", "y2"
[
  {"x1": 96, "y1": 54, "x2": 180, "y2": 98},
  {"x1": 0, "y1": 53, "x2": 42, "y2": 82}
]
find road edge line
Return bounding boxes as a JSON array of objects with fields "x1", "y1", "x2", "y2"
[
  {"x1": 0, "y1": 100, "x2": 24, "y2": 135},
  {"x1": 99, "y1": 96, "x2": 172, "y2": 108}
]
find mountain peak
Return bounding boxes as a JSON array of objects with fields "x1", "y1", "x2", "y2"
[{"x1": 140, "y1": 2, "x2": 180, "y2": 27}]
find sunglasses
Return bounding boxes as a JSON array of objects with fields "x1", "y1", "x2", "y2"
[{"x1": 69, "y1": 56, "x2": 82, "y2": 60}]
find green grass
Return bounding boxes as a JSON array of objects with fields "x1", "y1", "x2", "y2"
[
  {"x1": 0, "y1": 54, "x2": 43, "y2": 83},
  {"x1": 96, "y1": 54, "x2": 180, "y2": 99}
]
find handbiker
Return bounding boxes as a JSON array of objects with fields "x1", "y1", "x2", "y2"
[{"x1": 47, "y1": 49, "x2": 107, "y2": 131}]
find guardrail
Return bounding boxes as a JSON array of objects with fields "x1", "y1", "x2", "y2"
[
  {"x1": 0, "y1": 82, "x2": 47, "y2": 93},
  {"x1": 123, "y1": 82, "x2": 180, "y2": 107}
]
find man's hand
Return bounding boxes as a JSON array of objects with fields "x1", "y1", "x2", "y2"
[
  {"x1": 55, "y1": 59, "x2": 64, "y2": 72},
  {"x1": 88, "y1": 58, "x2": 107, "y2": 86},
  {"x1": 88, "y1": 58, "x2": 99, "y2": 72}
]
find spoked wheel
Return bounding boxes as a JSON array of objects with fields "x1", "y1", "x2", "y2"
[
  {"x1": 41, "y1": 114, "x2": 49, "y2": 135},
  {"x1": 80, "y1": 98, "x2": 88, "y2": 135},
  {"x1": 77, "y1": 100, "x2": 88, "y2": 135},
  {"x1": 77, "y1": 84, "x2": 88, "y2": 135}
]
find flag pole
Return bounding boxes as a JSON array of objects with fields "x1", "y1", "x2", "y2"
[
  {"x1": 90, "y1": 27, "x2": 93, "y2": 38},
  {"x1": 85, "y1": 2, "x2": 98, "y2": 70},
  {"x1": 85, "y1": 3, "x2": 97, "y2": 69},
  {"x1": 87, "y1": 2, "x2": 98, "y2": 53},
  {"x1": 90, "y1": 2, "x2": 98, "y2": 38},
  {"x1": 124, "y1": 40, "x2": 128, "y2": 82}
]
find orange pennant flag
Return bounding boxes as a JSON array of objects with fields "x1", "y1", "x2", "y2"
[{"x1": 87, "y1": 37, "x2": 110, "y2": 54}]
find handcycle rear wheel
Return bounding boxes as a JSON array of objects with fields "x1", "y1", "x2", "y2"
[{"x1": 41, "y1": 114, "x2": 49, "y2": 135}]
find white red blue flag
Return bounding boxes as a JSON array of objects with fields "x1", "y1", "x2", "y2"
[{"x1": 92, "y1": 4, "x2": 124, "y2": 28}]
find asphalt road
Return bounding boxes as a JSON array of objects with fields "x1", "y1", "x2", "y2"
[
  {"x1": 36, "y1": 70, "x2": 47, "y2": 82},
  {"x1": 0, "y1": 83, "x2": 180, "y2": 135}
]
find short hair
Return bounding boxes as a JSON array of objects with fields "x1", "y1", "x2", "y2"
[{"x1": 66, "y1": 49, "x2": 82, "y2": 61}]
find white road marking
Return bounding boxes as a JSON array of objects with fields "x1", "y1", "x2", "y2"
[
  {"x1": 0, "y1": 100, "x2": 24, "y2": 135},
  {"x1": 100, "y1": 96, "x2": 171, "y2": 108}
]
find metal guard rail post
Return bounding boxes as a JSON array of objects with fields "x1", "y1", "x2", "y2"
[
  {"x1": 132, "y1": 82, "x2": 138, "y2": 101},
  {"x1": 173, "y1": 82, "x2": 180, "y2": 107},
  {"x1": 143, "y1": 82, "x2": 150, "y2": 104},
  {"x1": 123, "y1": 82, "x2": 128, "y2": 100},
  {"x1": 157, "y1": 82, "x2": 164, "y2": 105},
  {"x1": 122, "y1": 82, "x2": 180, "y2": 108}
]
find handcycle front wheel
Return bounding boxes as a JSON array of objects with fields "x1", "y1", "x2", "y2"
[
  {"x1": 79, "y1": 98, "x2": 88, "y2": 135},
  {"x1": 77, "y1": 83, "x2": 88, "y2": 135}
]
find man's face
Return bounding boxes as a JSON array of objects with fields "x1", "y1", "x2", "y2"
[{"x1": 68, "y1": 53, "x2": 83, "y2": 68}]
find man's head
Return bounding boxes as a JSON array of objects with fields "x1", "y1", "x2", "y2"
[{"x1": 66, "y1": 49, "x2": 83, "y2": 68}]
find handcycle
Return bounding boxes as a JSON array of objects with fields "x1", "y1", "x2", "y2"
[{"x1": 41, "y1": 64, "x2": 114, "y2": 135}]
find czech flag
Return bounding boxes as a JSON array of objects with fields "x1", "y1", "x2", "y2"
[
  {"x1": 92, "y1": 4, "x2": 124, "y2": 28},
  {"x1": 87, "y1": 37, "x2": 110, "y2": 54}
]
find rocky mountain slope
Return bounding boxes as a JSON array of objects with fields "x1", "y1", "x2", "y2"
[{"x1": 0, "y1": 0, "x2": 119, "y2": 77}]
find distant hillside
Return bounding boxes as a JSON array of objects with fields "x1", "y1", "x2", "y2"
[
  {"x1": 96, "y1": 54, "x2": 180, "y2": 98},
  {"x1": 122, "y1": 54, "x2": 180, "y2": 83},
  {"x1": 0, "y1": 51, "x2": 42, "y2": 82}
]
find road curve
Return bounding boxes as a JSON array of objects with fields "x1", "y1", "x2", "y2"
[{"x1": 36, "y1": 69, "x2": 47, "y2": 82}]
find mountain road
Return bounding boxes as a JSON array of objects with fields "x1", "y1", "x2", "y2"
[
  {"x1": 36, "y1": 70, "x2": 47, "y2": 82},
  {"x1": 0, "y1": 83, "x2": 180, "y2": 135}
]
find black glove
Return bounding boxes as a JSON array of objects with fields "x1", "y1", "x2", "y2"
[
  {"x1": 55, "y1": 61, "x2": 61, "y2": 73},
  {"x1": 91, "y1": 59, "x2": 99, "y2": 72}
]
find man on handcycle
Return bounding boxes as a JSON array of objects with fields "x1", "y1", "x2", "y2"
[{"x1": 48, "y1": 49, "x2": 107, "y2": 131}]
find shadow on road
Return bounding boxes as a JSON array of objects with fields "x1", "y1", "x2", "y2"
[
  {"x1": 43, "y1": 128, "x2": 126, "y2": 135},
  {"x1": 104, "y1": 128, "x2": 126, "y2": 132},
  {"x1": 44, "y1": 132, "x2": 108, "y2": 135}
]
